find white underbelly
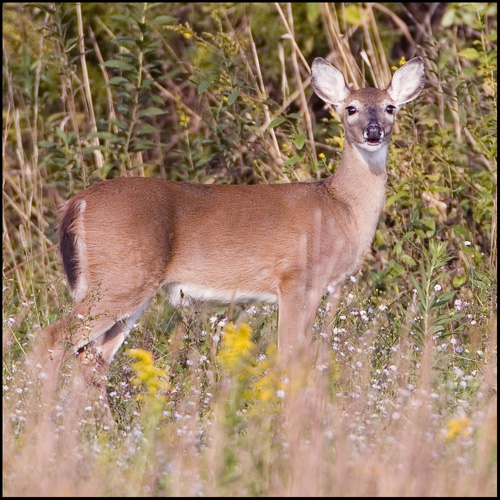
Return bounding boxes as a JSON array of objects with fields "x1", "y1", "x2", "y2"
[{"x1": 165, "y1": 282, "x2": 278, "y2": 307}]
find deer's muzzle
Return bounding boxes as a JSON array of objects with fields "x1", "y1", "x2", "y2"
[{"x1": 363, "y1": 123, "x2": 384, "y2": 145}]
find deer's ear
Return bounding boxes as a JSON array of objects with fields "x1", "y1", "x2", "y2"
[
  {"x1": 311, "y1": 58, "x2": 351, "y2": 108},
  {"x1": 387, "y1": 57, "x2": 425, "y2": 105}
]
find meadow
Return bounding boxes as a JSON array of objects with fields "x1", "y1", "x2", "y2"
[{"x1": 2, "y1": 3, "x2": 497, "y2": 496}]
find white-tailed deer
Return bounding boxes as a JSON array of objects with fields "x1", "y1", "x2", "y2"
[{"x1": 41, "y1": 56, "x2": 424, "y2": 406}]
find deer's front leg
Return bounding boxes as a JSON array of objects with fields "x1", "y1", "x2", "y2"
[{"x1": 277, "y1": 281, "x2": 323, "y2": 357}]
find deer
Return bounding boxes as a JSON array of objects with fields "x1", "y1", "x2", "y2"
[{"x1": 40, "y1": 56, "x2": 425, "y2": 410}]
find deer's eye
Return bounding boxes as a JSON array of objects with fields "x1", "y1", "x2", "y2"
[
  {"x1": 386, "y1": 105, "x2": 395, "y2": 114},
  {"x1": 346, "y1": 106, "x2": 356, "y2": 116}
]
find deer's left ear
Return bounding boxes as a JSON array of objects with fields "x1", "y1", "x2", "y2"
[{"x1": 387, "y1": 57, "x2": 425, "y2": 106}]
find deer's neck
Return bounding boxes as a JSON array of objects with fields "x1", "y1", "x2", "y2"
[{"x1": 325, "y1": 141, "x2": 388, "y2": 253}]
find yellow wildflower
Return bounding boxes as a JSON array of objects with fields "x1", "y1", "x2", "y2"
[
  {"x1": 127, "y1": 348, "x2": 170, "y2": 395},
  {"x1": 244, "y1": 343, "x2": 286, "y2": 408},
  {"x1": 217, "y1": 322, "x2": 254, "y2": 374},
  {"x1": 128, "y1": 348, "x2": 153, "y2": 365},
  {"x1": 445, "y1": 416, "x2": 472, "y2": 439},
  {"x1": 333, "y1": 136, "x2": 344, "y2": 149}
]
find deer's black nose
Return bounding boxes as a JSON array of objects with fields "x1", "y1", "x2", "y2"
[{"x1": 364, "y1": 123, "x2": 384, "y2": 144}]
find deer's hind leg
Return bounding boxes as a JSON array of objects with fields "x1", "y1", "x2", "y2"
[
  {"x1": 41, "y1": 294, "x2": 152, "y2": 417},
  {"x1": 40, "y1": 300, "x2": 118, "y2": 410},
  {"x1": 76, "y1": 299, "x2": 152, "y2": 391}
]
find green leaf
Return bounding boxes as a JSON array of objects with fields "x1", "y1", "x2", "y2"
[
  {"x1": 293, "y1": 134, "x2": 306, "y2": 150},
  {"x1": 198, "y1": 80, "x2": 212, "y2": 93},
  {"x1": 344, "y1": 5, "x2": 365, "y2": 26},
  {"x1": 138, "y1": 107, "x2": 166, "y2": 117},
  {"x1": 461, "y1": 246, "x2": 475, "y2": 255},
  {"x1": 116, "y1": 104, "x2": 129, "y2": 114},
  {"x1": 113, "y1": 36, "x2": 137, "y2": 48},
  {"x1": 140, "y1": 78, "x2": 153, "y2": 90},
  {"x1": 386, "y1": 190, "x2": 408, "y2": 207},
  {"x1": 410, "y1": 276, "x2": 426, "y2": 305},
  {"x1": 138, "y1": 123, "x2": 158, "y2": 134},
  {"x1": 458, "y1": 48, "x2": 480, "y2": 60},
  {"x1": 434, "y1": 312, "x2": 464, "y2": 326},
  {"x1": 268, "y1": 117, "x2": 286, "y2": 129},
  {"x1": 441, "y1": 8, "x2": 456, "y2": 28},
  {"x1": 419, "y1": 117, "x2": 439, "y2": 127},
  {"x1": 117, "y1": 52, "x2": 138, "y2": 64},
  {"x1": 100, "y1": 163, "x2": 114, "y2": 177},
  {"x1": 150, "y1": 15, "x2": 177, "y2": 25},
  {"x1": 151, "y1": 95, "x2": 164, "y2": 105},
  {"x1": 374, "y1": 229, "x2": 385, "y2": 246},
  {"x1": 64, "y1": 37, "x2": 80, "y2": 53},
  {"x1": 306, "y1": 3, "x2": 321, "y2": 23},
  {"x1": 110, "y1": 14, "x2": 138, "y2": 26},
  {"x1": 29, "y1": 4, "x2": 55, "y2": 15},
  {"x1": 429, "y1": 324, "x2": 446, "y2": 335},
  {"x1": 387, "y1": 262, "x2": 404, "y2": 277},
  {"x1": 227, "y1": 90, "x2": 239, "y2": 105},
  {"x1": 116, "y1": 91, "x2": 132, "y2": 101},
  {"x1": 452, "y1": 275, "x2": 468, "y2": 287},
  {"x1": 104, "y1": 60, "x2": 135, "y2": 71},
  {"x1": 421, "y1": 218, "x2": 436, "y2": 233},
  {"x1": 109, "y1": 118, "x2": 128, "y2": 131},
  {"x1": 37, "y1": 140, "x2": 56, "y2": 148},
  {"x1": 83, "y1": 145, "x2": 112, "y2": 155},
  {"x1": 434, "y1": 290, "x2": 458, "y2": 308},
  {"x1": 283, "y1": 154, "x2": 302, "y2": 166},
  {"x1": 55, "y1": 127, "x2": 69, "y2": 144},
  {"x1": 144, "y1": 42, "x2": 161, "y2": 55},
  {"x1": 89, "y1": 131, "x2": 120, "y2": 141},
  {"x1": 393, "y1": 241, "x2": 403, "y2": 255},
  {"x1": 133, "y1": 139, "x2": 158, "y2": 151},
  {"x1": 401, "y1": 254, "x2": 417, "y2": 266},
  {"x1": 108, "y1": 76, "x2": 129, "y2": 86}
]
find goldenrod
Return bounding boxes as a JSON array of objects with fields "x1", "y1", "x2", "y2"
[
  {"x1": 445, "y1": 416, "x2": 472, "y2": 439},
  {"x1": 127, "y1": 348, "x2": 170, "y2": 396},
  {"x1": 217, "y1": 322, "x2": 254, "y2": 375}
]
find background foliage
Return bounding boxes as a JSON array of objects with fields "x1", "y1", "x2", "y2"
[{"x1": 3, "y1": 2, "x2": 497, "y2": 496}]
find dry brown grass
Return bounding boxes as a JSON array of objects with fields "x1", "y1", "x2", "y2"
[{"x1": 3, "y1": 315, "x2": 497, "y2": 496}]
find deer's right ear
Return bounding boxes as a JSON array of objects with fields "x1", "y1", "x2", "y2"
[
  {"x1": 387, "y1": 57, "x2": 425, "y2": 105},
  {"x1": 311, "y1": 58, "x2": 351, "y2": 108}
]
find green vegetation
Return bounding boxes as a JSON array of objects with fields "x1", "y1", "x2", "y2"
[{"x1": 3, "y1": 3, "x2": 496, "y2": 496}]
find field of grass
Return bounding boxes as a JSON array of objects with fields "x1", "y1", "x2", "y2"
[{"x1": 3, "y1": 3, "x2": 497, "y2": 496}]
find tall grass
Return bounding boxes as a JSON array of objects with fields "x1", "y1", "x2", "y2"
[{"x1": 3, "y1": 3, "x2": 497, "y2": 496}]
